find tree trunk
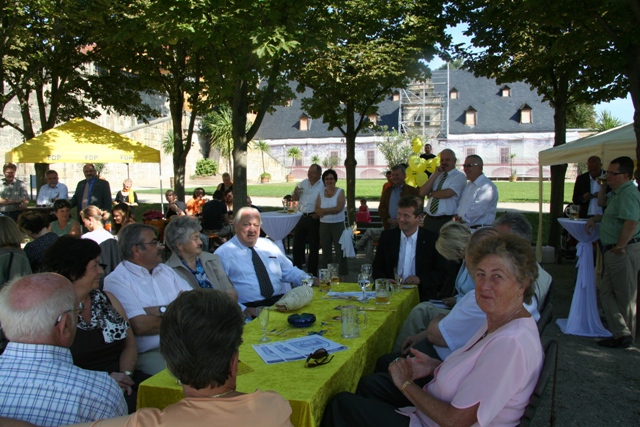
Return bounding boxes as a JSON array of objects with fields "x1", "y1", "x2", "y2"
[
  {"x1": 548, "y1": 81, "x2": 569, "y2": 249},
  {"x1": 232, "y1": 80, "x2": 249, "y2": 215},
  {"x1": 625, "y1": 43, "x2": 640, "y2": 190},
  {"x1": 170, "y1": 89, "x2": 186, "y2": 201},
  {"x1": 344, "y1": 102, "x2": 357, "y2": 226}
]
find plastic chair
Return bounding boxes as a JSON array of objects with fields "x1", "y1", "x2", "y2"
[{"x1": 519, "y1": 339, "x2": 558, "y2": 426}]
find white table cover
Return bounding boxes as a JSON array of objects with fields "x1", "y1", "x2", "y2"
[
  {"x1": 556, "y1": 218, "x2": 612, "y2": 337},
  {"x1": 261, "y1": 211, "x2": 303, "y2": 254}
]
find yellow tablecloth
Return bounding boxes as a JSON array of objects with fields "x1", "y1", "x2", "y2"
[{"x1": 137, "y1": 284, "x2": 419, "y2": 427}]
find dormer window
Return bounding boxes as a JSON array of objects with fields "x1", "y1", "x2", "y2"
[
  {"x1": 501, "y1": 85, "x2": 511, "y2": 97},
  {"x1": 450, "y1": 88, "x2": 459, "y2": 99},
  {"x1": 286, "y1": 99, "x2": 292, "y2": 107},
  {"x1": 465, "y1": 106, "x2": 477, "y2": 126},
  {"x1": 392, "y1": 91, "x2": 400, "y2": 101},
  {"x1": 299, "y1": 114, "x2": 309, "y2": 131},
  {"x1": 368, "y1": 114, "x2": 378, "y2": 126},
  {"x1": 520, "y1": 104, "x2": 532, "y2": 124}
]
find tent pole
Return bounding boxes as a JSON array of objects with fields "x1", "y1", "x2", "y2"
[
  {"x1": 159, "y1": 162, "x2": 165, "y2": 215},
  {"x1": 536, "y1": 164, "x2": 543, "y2": 262}
]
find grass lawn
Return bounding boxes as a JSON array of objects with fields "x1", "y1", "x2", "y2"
[{"x1": 138, "y1": 180, "x2": 575, "y2": 203}]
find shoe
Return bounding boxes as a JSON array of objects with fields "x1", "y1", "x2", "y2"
[{"x1": 598, "y1": 335, "x2": 632, "y2": 348}]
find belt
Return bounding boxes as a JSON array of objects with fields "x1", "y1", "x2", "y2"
[
  {"x1": 426, "y1": 214, "x2": 453, "y2": 220},
  {"x1": 243, "y1": 294, "x2": 284, "y2": 308},
  {"x1": 605, "y1": 238, "x2": 640, "y2": 251},
  {"x1": 301, "y1": 212, "x2": 316, "y2": 217},
  {"x1": 469, "y1": 224, "x2": 491, "y2": 230}
]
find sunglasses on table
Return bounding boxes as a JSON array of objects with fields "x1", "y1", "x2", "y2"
[{"x1": 305, "y1": 348, "x2": 334, "y2": 368}]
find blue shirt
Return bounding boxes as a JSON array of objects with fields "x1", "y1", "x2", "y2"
[{"x1": 0, "y1": 342, "x2": 127, "y2": 426}]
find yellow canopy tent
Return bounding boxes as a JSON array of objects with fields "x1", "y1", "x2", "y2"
[
  {"x1": 5, "y1": 117, "x2": 165, "y2": 211},
  {"x1": 535, "y1": 122, "x2": 636, "y2": 259},
  {"x1": 5, "y1": 117, "x2": 160, "y2": 163}
]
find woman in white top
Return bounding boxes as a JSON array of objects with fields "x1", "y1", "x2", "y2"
[
  {"x1": 315, "y1": 169, "x2": 348, "y2": 278},
  {"x1": 81, "y1": 205, "x2": 116, "y2": 245}
]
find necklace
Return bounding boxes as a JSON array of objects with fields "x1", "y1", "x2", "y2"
[
  {"x1": 210, "y1": 389, "x2": 235, "y2": 398},
  {"x1": 481, "y1": 306, "x2": 524, "y2": 340}
]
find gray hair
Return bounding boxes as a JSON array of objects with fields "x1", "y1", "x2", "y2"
[
  {"x1": 118, "y1": 223, "x2": 158, "y2": 261},
  {"x1": 493, "y1": 212, "x2": 533, "y2": 241},
  {"x1": 164, "y1": 216, "x2": 202, "y2": 252},
  {"x1": 233, "y1": 207, "x2": 262, "y2": 226},
  {"x1": 391, "y1": 164, "x2": 406, "y2": 174},
  {"x1": 0, "y1": 273, "x2": 76, "y2": 342},
  {"x1": 436, "y1": 221, "x2": 471, "y2": 261}
]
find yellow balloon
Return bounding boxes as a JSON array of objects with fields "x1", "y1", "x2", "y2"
[
  {"x1": 405, "y1": 176, "x2": 417, "y2": 187},
  {"x1": 416, "y1": 172, "x2": 428, "y2": 187},
  {"x1": 411, "y1": 137, "x2": 423, "y2": 154},
  {"x1": 425, "y1": 157, "x2": 440, "y2": 173},
  {"x1": 409, "y1": 155, "x2": 422, "y2": 169},
  {"x1": 416, "y1": 158, "x2": 428, "y2": 173}
]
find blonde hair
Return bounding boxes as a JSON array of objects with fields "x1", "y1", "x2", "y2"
[
  {"x1": 0, "y1": 216, "x2": 24, "y2": 248},
  {"x1": 80, "y1": 205, "x2": 104, "y2": 221},
  {"x1": 436, "y1": 221, "x2": 471, "y2": 261}
]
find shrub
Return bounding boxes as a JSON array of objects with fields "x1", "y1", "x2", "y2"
[{"x1": 195, "y1": 159, "x2": 218, "y2": 176}]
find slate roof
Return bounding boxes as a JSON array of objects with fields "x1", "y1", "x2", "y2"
[
  {"x1": 434, "y1": 69, "x2": 555, "y2": 134},
  {"x1": 254, "y1": 70, "x2": 554, "y2": 140}
]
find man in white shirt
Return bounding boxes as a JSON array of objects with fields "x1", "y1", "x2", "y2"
[
  {"x1": 291, "y1": 164, "x2": 324, "y2": 274},
  {"x1": 572, "y1": 156, "x2": 606, "y2": 218},
  {"x1": 104, "y1": 223, "x2": 191, "y2": 375},
  {"x1": 419, "y1": 149, "x2": 467, "y2": 233},
  {"x1": 217, "y1": 207, "x2": 310, "y2": 318},
  {"x1": 454, "y1": 155, "x2": 499, "y2": 229},
  {"x1": 36, "y1": 170, "x2": 69, "y2": 206}
]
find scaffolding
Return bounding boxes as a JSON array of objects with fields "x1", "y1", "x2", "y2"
[{"x1": 398, "y1": 69, "x2": 449, "y2": 140}]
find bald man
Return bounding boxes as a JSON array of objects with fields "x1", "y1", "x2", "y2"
[
  {"x1": 572, "y1": 156, "x2": 606, "y2": 218},
  {"x1": 0, "y1": 273, "x2": 126, "y2": 426}
]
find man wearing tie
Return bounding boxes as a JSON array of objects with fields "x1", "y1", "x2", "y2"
[
  {"x1": 216, "y1": 207, "x2": 312, "y2": 318},
  {"x1": 419, "y1": 149, "x2": 466, "y2": 233},
  {"x1": 70, "y1": 164, "x2": 112, "y2": 216}
]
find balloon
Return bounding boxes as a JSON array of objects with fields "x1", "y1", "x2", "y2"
[
  {"x1": 425, "y1": 157, "x2": 440, "y2": 173},
  {"x1": 411, "y1": 137, "x2": 423, "y2": 154},
  {"x1": 416, "y1": 172, "x2": 428, "y2": 187},
  {"x1": 405, "y1": 176, "x2": 417, "y2": 187},
  {"x1": 416, "y1": 158, "x2": 428, "y2": 173},
  {"x1": 409, "y1": 155, "x2": 422, "y2": 169}
]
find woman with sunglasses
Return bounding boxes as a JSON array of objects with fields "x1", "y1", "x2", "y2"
[{"x1": 43, "y1": 236, "x2": 143, "y2": 414}]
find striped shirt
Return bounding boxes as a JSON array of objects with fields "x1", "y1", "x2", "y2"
[
  {"x1": 0, "y1": 342, "x2": 126, "y2": 426},
  {"x1": 0, "y1": 178, "x2": 28, "y2": 212}
]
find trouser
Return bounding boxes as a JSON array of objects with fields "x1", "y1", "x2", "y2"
[
  {"x1": 392, "y1": 301, "x2": 450, "y2": 352},
  {"x1": 292, "y1": 215, "x2": 320, "y2": 275},
  {"x1": 422, "y1": 214, "x2": 453, "y2": 234},
  {"x1": 137, "y1": 348, "x2": 166, "y2": 376},
  {"x1": 600, "y1": 242, "x2": 640, "y2": 339},
  {"x1": 319, "y1": 222, "x2": 348, "y2": 276}
]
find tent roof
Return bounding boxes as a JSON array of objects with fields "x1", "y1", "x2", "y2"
[
  {"x1": 5, "y1": 118, "x2": 160, "y2": 164},
  {"x1": 539, "y1": 123, "x2": 635, "y2": 166}
]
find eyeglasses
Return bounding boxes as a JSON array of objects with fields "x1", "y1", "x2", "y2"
[
  {"x1": 138, "y1": 239, "x2": 163, "y2": 248},
  {"x1": 606, "y1": 171, "x2": 625, "y2": 176},
  {"x1": 98, "y1": 263, "x2": 108, "y2": 270},
  {"x1": 55, "y1": 301, "x2": 85, "y2": 325},
  {"x1": 462, "y1": 163, "x2": 480, "y2": 168},
  {"x1": 305, "y1": 348, "x2": 334, "y2": 368}
]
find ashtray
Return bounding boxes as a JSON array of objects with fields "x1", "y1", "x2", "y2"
[{"x1": 288, "y1": 313, "x2": 316, "y2": 328}]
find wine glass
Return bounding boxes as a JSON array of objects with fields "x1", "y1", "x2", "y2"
[
  {"x1": 302, "y1": 274, "x2": 314, "y2": 287},
  {"x1": 256, "y1": 306, "x2": 270, "y2": 343},
  {"x1": 394, "y1": 266, "x2": 404, "y2": 291},
  {"x1": 358, "y1": 273, "x2": 371, "y2": 303},
  {"x1": 361, "y1": 263, "x2": 372, "y2": 278}
]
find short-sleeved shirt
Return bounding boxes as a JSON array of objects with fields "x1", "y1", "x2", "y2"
[
  {"x1": 456, "y1": 174, "x2": 499, "y2": 226},
  {"x1": 403, "y1": 318, "x2": 542, "y2": 427},
  {"x1": 425, "y1": 168, "x2": 467, "y2": 216},
  {"x1": 0, "y1": 178, "x2": 29, "y2": 213},
  {"x1": 600, "y1": 180, "x2": 640, "y2": 246},
  {"x1": 297, "y1": 178, "x2": 324, "y2": 214}
]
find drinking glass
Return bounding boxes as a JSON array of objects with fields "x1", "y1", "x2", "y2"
[
  {"x1": 361, "y1": 263, "x2": 372, "y2": 278},
  {"x1": 318, "y1": 269, "x2": 331, "y2": 292},
  {"x1": 302, "y1": 274, "x2": 314, "y2": 287},
  {"x1": 358, "y1": 273, "x2": 371, "y2": 303},
  {"x1": 256, "y1": 306, "x2": 270, "y2": 343},
  {"x1": 394, "y1": 267, "x2": 404, "y2": 291},
  {"x1": 329, "y1": 263, "x2": 340, "y2": 290}
]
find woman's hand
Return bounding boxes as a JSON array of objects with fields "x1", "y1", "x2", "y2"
[
  {"x1": 388, "y1": 356, "x2": 414, "y2": 390},
  {"x1": 109, "y1": 372, "x2": 135, "y2": 395},
  {"x1": 408, "y1": 348, "x2": 441, "y2": 380}
]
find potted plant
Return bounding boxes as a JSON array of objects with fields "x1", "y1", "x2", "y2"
[
  {"x1": 286, "y1": 147, "x2": 302, "y2": 182},
  {"x1": 254, "y1": 140, "x2": 271, "y2": 184},
  {"x1": 260, "y1": 172, "x2": 271, "y2": 183}
]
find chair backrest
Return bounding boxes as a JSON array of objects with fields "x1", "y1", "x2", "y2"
[
  {"x1": 519, "y1": 339, "x2": 558, "y2": 427},
  {"x1": 0, "y1": 250, "x2": 32, "y2": 289},
  {"x1": 537, "y1": 302, "x2": 553, "y2": 336},
  {"x1": 99, "y1": 239, "x2": 123, "y2": 289}
]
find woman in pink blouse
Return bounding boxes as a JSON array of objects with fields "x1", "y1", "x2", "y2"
[{"x1": 322, "y1": 233, "x2": 543, "y2": 427}]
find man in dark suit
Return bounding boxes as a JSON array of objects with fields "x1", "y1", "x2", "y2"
[
  {"x1": 572, "y1": 156, "x2": 606, "y2": 218},
  {"x1": 70, "y1": 163, "x2": 112, "y2": 215},
  {"x1": 372, "y1": 195, "x2": 449, "y2": 301},
  {"x1": 378, "y1": 164, "x2": 419, "y2": 230}
]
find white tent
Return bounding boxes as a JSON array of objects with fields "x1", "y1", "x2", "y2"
[{"x1": 536, "y1": 122, "x2": 637, "y2": 258}]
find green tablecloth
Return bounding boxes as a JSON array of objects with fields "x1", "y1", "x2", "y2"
[{"x1": 137, "y1": 284, "x2": 419, "y2": 427}]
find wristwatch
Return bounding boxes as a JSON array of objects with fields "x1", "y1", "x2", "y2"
[{"x1": 159, "y1": 306, "x2": 167, "y2": 317}]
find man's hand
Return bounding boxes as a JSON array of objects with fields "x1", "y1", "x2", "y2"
[
  {"x1": 401, "y1": 335, "x2": 418, "y2": 355},
  {"x1": 109, "y1": 372, "x2": 135, "y2": 395},
  {"x1": 244, "y1": 307, "x2": 258, "y2": 319},
  {"x1": 403, "y1": 275, "x2": 420, "y2": 285}
]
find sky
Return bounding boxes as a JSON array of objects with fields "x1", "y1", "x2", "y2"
[{"x1": 428, "y1": 25, "x2": 634, "y2": 124}]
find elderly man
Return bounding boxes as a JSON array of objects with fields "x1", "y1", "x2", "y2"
[
  {"x1": 0, "y1": 273, "x2": 126, "y2": 426},
  {"x1": 573, "y1": 156, "x2": 606, "y2": 218},
  {"x1": 104, "y1": 223, "x2": 191, "y2": 375},
  {"x1": 419, "y1": 149, "x2": 467, "y2": 233},
  {"x1": 36, "y1": 170, "x2": 69, "y2": 206},
  {"x1": 291, "y1": 164, "x2": 324, "y2": 274},
  {"x1": 373, "y1": 196, "x2": 450, "y2": 302},
  {"x1": 216, "y1": 207, "x2": 310, "y2": 318},
  {"x1": 70, "y1": 163, "x2": 112, "y2": 216},
  {"x1": 378, "y1": 165, "x2": 419, "y2": 230},
  {"x1": 454, "y1": 155, "x2": 499, "y2": 228},
  {"x1": 587, "y1": 156, "x2": 640, "y2": 348},
  {"x1": 0, "y1": 163, "x2": 29, "y2": 221}
]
